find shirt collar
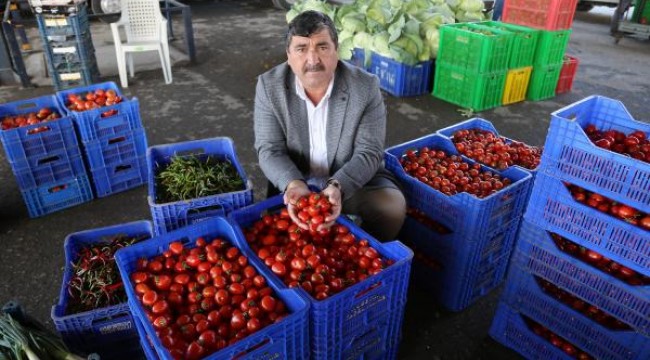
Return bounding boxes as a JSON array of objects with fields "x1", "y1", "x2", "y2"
[{"x1": 294, "y1": 75, "x2": 335, "y2": 107}]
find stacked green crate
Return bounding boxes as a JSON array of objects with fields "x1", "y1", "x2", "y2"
[
  {"x1": 480, "y1": 21, "x2": 540, "y2": 105},
  {"x1": 632, "y1": 0, "x2": 649, "y2": 24},
  {"x1": 433, "y1": 23, "x2": 513, "y2": 111},
  {"x1": 527, "y1": 29, "x2": 571, "y2": 101}
]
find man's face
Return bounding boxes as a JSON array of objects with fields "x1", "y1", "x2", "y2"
[{"x1": 287, "y1": 28, "x2": 338, "y2": 91}]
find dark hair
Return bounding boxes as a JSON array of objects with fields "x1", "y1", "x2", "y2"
[{"x1": 286, "y1": 11, "x2": 338, "y2": 51}]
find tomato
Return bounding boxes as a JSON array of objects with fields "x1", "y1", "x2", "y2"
[
  {"x1": 185, "y1": 341, "x2": 206, "y2": 360},
  {"x1": 247, "y1": 318, "x2": 262, "y2": 333},
  {"x1": 214, "y1": 289, "x2": 229, "y2": 306},
  {"x1": 253, "y1": 275, "x2": 266, "y2": 288},
  {"x1": 231, "y1": 311, "x2": 246, "y2": 330},
  {"x1": 141, "y1": 290, "x2": 158, "y2": 307},
  {"x1": 271, "y1": 262, "x2": 287, "y2": 276},
  {"x1": 639, "y1": 216, "x2": 650, "y2": 230},
  {"x1": 197, "y1": 329, "x2": 217, "y2": 348},
  {"x1": 153, "y1": 315, "x2": 169, "y2": 329},
  {"x1": 131, "y1": 272, "x2": 148, "y2": 284},
  {"x1": 616, "y1": 205, "x2": 636, "y2": 219},
  {"x1": 276, "y1": 219, "x2": 290, "y2": 231},
  {"x1": 153, "y1": 275, "x2": 172, "y2": 290},
  {"x1": 169, "y1": 241, "x2": 184, "y2": 255},
  {"x1": 229, "y1": 283, "x2": 245, "y2": 295},
  {"x1": 260, "y1": 295, "x2": 277, "y2": 312},
  {"x1": 291, "y1": 257, "x2": 306, "y2": 271},
  {"x1": 135, "y1": 283, "x2": 150, "y2": 295}
]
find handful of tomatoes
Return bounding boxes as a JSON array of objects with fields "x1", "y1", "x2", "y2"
[{"x1": 130, "y1": 237, "x2": 288, "y2": 360}]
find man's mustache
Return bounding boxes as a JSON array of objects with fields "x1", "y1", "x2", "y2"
[{"x1": 304, "y1": 64, "x2": 325, "y2": 73}]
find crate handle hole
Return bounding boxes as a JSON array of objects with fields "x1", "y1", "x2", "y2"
[
  {"x1": 27, "y1": 126, "x2": 52, "y2": 135},
  {"x1": 48, "y1": 184, "x2": 67, "y2": 193},
  {"x1": 355, "y1": 281, "x2": 382, "y2": 299},
  {"x1": 115, "y1": 164, "x2": 132, "y2": 173},
  {"x1": 38, "y1": 155, "x2": 60, "y2": 165},
  {"x1": 108, "y1": 136, "x2": 126, "y2": 145},
  {"x1": 187, "y1": 204, "x2": 225, "y2": 216},
  {"x1": 16, "y1": 102, "x2": 38, "y2": 110},
  {"x1": 101, "y1": 109, "x2": 119, "y2": 118},
  {"x1": 233, "y1": 338, "x2": 271, "y2": 359}
]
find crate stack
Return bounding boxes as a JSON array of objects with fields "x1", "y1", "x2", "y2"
[
  {"x1": 228, "y1": 196, "x2": 413, "y2": 359},
  {"x1": 385, "y1": 130, "x2": 533, "y2": 311},
  {"x1": 490, "y1": 96, "x2": 650, "y2": 359},
  {"x1": 0, "y1": 95, "x2": 93, "y2": 217},
  {"x1": 33, "y1": 0, "x2": 99, "y2": 90},
  {"x1": 56, "y1": 82, "x2": 148, "y2": 199},
  {"x1": 51, "y1": 221, "x2": 153, "y2": 359},
  {"x1": 500, "y1": 0, "x2": 578, "y2": 100},
  {"x1": 432, "y1": 22, "x2": 514, "y2": 112}
]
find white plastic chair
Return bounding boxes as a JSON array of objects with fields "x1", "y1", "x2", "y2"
[{"x1": 110, "y1": 0, "x2": 172, "y2": 88}]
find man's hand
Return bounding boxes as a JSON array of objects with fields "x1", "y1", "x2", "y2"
[
  {"x1": 284, "y1": 180, "x2": 311, "y2": 230},
  {"x1": 319, "y1": 183, "x2": 342, "y2": 230}
]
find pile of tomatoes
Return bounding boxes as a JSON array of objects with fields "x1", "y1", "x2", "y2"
[
  {"x1": 565, "y1": 183, "x2": 650, "y2": 231},
  {"x1": 399, "y1": 147, "x2": 513, "y2": 198},
  {"x1": 243, "y1": 206, "x2": 393, "y2": 301},
  {"x1": 525, "y1": 316, "x2": 594, "y2": 359},
  {"x1": 1, "y1": 107, "x2": 60, "y2": 130},
  {"x1": 535, "y1": 277, "x2": 630, "y2": 330},
  {"x1": 451, "y1": 128, "x2": 542, "y2": 170},
  {"x1": 130, "y1": 237, "x2": 288, "y2": 360},
  {"x1": 585, "y1": 124, "x2": 650, "y2": 163},
  {"x1": 550, "y1": 233, "x2": 649, "y2": 286},
  {"x1": 65, "y1": 88, "x2": 123, "y2": 117}
]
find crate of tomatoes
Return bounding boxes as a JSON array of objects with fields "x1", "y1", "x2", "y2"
[
  {"x1": 228, "y1": 194, "x2": 412, "y2": 359},
  {"x1": 385, "y1": 133, "x2": 533, "y2": 239},
  {"x1": 505, "y1": 220, "x2": 650, "y2": 343},
  {"x1": 525, "y1": 172, "x2": 650, "y2": 279},
  {"x1": 56, "y1": 81, "x2": 142, "y2": 143},
  {"x1": 114, "y1": 217, "x2": 310, "y2": 360},
  {"x1": 147, "y1": 137, "x2": 254, "y2": 235},
  {"x1": 0, "y1": 95, "x2": 81, "y2": 170},
  {"x1": 51, "y1": 220, "x2": 153, "y2": 359},
  {"x1": 543, "y1": 95, "x2": 650, "y2": 213}
]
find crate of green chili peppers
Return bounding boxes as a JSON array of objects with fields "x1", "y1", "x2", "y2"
[
  {"x1": 51, "y1": 220, "x2": 153, "y2": 359},
  {"x1": 147, "y1": 137, "x2": 254, "y2": 235}
]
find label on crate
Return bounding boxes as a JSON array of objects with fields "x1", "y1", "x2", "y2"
[
  {"x1": 53, "y1": 46, "x2": 76, "y2": 54},
  {"x1": 60, "y1": 72, "x2": 81, "y2": 81},
  {"x1": 97, "y1": 320, "x2": 132, "y2": 335},
  {"x1": 44, "y1": 18, "x2": 69, "y2": 26},
  {"x1": 345, "y1": 294, "x2": 387, "y2": 321}
]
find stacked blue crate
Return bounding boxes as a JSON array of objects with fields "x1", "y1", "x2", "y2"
[
  {"x1": 0, "y1": 95, "x2": 92, "y2": 217},
  {"x1": 56, "y1": 82, "x2": 148, "y2": 198},
  {"x1": 490, "y1": 95, "x2": 650, "y2": 359},
  {"x1": 385, "y1": 133, "x2": 533, "y2": 311},
  {"x1": 35, "y1": 4, "x2": 99, "y2": 90}
]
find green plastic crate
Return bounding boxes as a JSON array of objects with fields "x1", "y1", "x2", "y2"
[
  {"x1": 438, "y1": 23, "x2": 514, "y2": 73},
  {"x1": 534, "y1": 30, "x2": 571, "y2": 66},
  {"x1": 433, "y1": 62, "x2": 507, "y2": 111},
  {"x1": 527, "y1": 63, "x2": 562, "y2": 101},
  {"x1": 479, "y1": 21, "x2": 540, "y2": 68},
  {"x1": 632, "y1": 0, "x2": 649, "y2": 23}
]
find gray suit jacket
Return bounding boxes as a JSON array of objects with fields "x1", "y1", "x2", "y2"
[{"x1": 254, "y1": 61, "x2": 395, "y2": 200}]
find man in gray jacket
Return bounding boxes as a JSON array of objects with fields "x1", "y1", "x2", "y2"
[{"x1": 253, "y1": 11, "x2": 405, "y2": 241}]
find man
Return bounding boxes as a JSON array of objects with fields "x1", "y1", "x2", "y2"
[{"x1": 253, "y1": 10, "x2": 406, "y2": 242}]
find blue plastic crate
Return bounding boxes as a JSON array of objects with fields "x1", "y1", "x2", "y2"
[
  {"x1": 346, "y1": 48, "x2": 369, "y2": 70},
  {"x1": 368, "y1": 53, "x2": 433, "y2": 97},
  {"x1": 51, "y1": 221, "x2": 152, "y2": 358},
  {"x1": 501, "y1": 251, "x2": 650, "y2": 358},
  {"x1": 44, "y1": 32, "x2": 96, "y2": 71},
  {"x1": 525, "y1": 172, "x2": 650, "y2": 277},
  {"x1": 51, "y1": 62, "x2": 100, "y2": 91},
  {"x1": 83, "y1": 128, "x2": 147, "y2": 170},
  {"x1": 147, "y1": 137, "x2": 254, "y2": 235},
  {"x1": 56, "y1": 82, "x2": 142, "y2": 142},
  {"x1": 21, "y1": 175, "x2": 93, "y2": 218},
  {"x1": 400, "y1": 215, "x2": 519, "y2": 311},
  {"x1": 0, "y1": 95, "x2": 80, "y2": 163},
  {"x1": 541, "y1": 95, "x2": 650, "y2": 214},
  {"x1": 114, "y1": 217, "x2": 310, "y2": 360},
  {"x1": 508, "y1": 219, "x2": 650, "y2": 336},
  {"x1": 10, "y1": 150, "x2": 86, "y2": 191},
  {"x1": 228, "y1": 195, "x2": 413, "y2": 358},
  {"x1": 90, "y1": 155, "x2": 147, "y2": 198},
  {"x1": 490, "y1": 302, "x2": 592, "y2": 360},
  {"x1": 385, "y1": 133, "x2": 533, "y2": 239},
  {"x1": 36, "y1": 5, "x2": 89, "y2": 37},
  {"x1": 311, "y1": 318, "x2": 400, "y2": 360}
]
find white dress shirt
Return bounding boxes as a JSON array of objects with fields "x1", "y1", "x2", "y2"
[{"x1": 295, "y1": 76, "x2": 334, "y2": 189}]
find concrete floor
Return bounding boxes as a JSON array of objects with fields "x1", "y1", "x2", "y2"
[{"x1": 0, "y1": 1, "x2": 649, "y2": 358}]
